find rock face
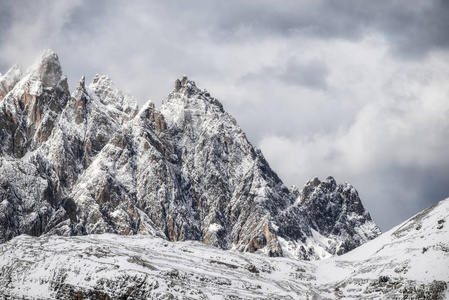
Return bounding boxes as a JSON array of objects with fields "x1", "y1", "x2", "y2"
[
  {"x1": 0, "y1": 50, "x2": 381, "y2": 260},
  {"x1": 298, "y1": 176, "x2": 381, "y2": 257}
]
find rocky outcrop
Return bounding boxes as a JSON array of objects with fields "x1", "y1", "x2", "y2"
[
  {"x1": 159, "y1": 76, "x2": 295, "y2": 256},
  {"x1": 298, "y1": 176, "x2": 381, "y2": 256},
  {"x1": 0, "y1": 64, "x2": 22, "y2": 100},
  {"x1": 0, "y1": 50, "x2": 381, "y2": 259},
  {"x1": 0, "y1": 50, "x2": 69, "y2": 158}
]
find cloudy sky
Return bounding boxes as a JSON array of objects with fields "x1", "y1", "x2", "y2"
[{"x1": 1, "y1": 0, "x2": 448, "y2": 231}]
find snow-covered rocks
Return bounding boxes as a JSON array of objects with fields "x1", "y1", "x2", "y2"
[
  {"x1": 0, "y1": 197, "x2": 447, "y2": 299},
  {"x1": 0, "y1": 50, "x2": 381, "y2": 260},
  {"x1": 0, "y1": 64, "x2": 22, "y2": 100},
  {"x1": 89, "y1": 74, "x2": 139, "y2": 121},
  {"x1": 0, "y1": 50, "x2": 69, "y2": 157},
  {"x1": 299, "y1": 176, "x2": 381, "y2": 257}
]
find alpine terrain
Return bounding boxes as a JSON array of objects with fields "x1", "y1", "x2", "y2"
[
  {"x1": 0, "y1": 50, "x2": 379, "y2": 258},
  {"x1": 0, "y1": 197, "x2": 447, "y2": 299},
  {"x1": 0, "y1": 50, "x2": 446, "y2": 299}
]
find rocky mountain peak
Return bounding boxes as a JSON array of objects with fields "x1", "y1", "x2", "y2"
[
  {"x1": 174, "y1": 75, "x2": 196, "y2": 93},
  {"x1": 296, "y1": 176, "x2": 381, "y2": 255},
  {"x1": 68, "y1": 76, "x2": 89, "y2": 124},
  {"x1": 170, "y1": 75, "x2": 223, "y2": 111},
  {"x1": 27, "y1": 49, "x2": 64, "y2": 88},
  {"x1": 78, "y1": 75, "x2": 86, "y2": 88},
  {"x1": 0, "y1": 64, "x2": 22, "y2": 100},
  {"x1": 89, "y1": 74, "x2": 138, "y2": 120},
  {"x1": 11, "y1": 49, "x2": 69, "y2": 107},
  {"x1": 0, "y1": 50, "x2": 70, "y2": 157}
]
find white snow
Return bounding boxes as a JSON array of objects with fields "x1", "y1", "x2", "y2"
[
  {"x1": 208, "y1": 223, "x2": 223, "y2": 232},
  {"x1": 1, "y1": 198, "x2": 448, "y2": 299}
]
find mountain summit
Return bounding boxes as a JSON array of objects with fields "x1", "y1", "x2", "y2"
[{"x1": 0, "y1": 50, "x2": 380, "y2": 260}]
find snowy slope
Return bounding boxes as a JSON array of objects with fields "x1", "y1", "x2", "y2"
[
  {"x1": 0, "y1": 198, "x2": 447, "y2": 299},
  {"x1": 314, "y1": 196, "x2": 449, "y2": 299}
]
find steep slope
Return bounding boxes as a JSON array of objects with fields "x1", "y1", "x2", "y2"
[
  {"x1": 0, "y1": 52, "x2": 150, "y2": 243},
  {"x1": 156, "y1": 78, "x2": 381, "y2": 258},
  {"x1": 0, "y1": 50, "x2": 69, "y2": 157},
  {"x1": 0, "y1": 64, "x2": 22, "y2": 100},
  {"x1": 313, "y1": 196, "x2": 449, "y2": 299},
  {"x1": 159, "y1": 76, "x2": 301, "y2": 256},
  {"x1": 45, "y1": 74, "x2": 160, "y2": 238},
  {"x1": 0, "y1": 50, "x2": 72, "y2": 242},
  {"x1": 0, "y1": 50, "x2": 380, "y2": 259},
  {"x1": 0, "y1": 198, "x2": 447, "y2": 299}
]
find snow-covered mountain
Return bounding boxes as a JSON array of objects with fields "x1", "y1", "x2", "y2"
[
  {"x1": 0, "y1": 50, "x2": 380, "y2": 261},
  {"x1": 0, "y1": 197, "x2": 447, "y2": 299},
  {"x1": 286, "y1": 176, "x2": 381, "y2": 259}
]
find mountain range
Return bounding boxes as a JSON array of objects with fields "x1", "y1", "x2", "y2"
[
  {"x1": 0, "y1": 50, "x2": 446, "y2": 299},
  {"x1": 0, "y1": 50, "x2": 379, "y2": 259}
]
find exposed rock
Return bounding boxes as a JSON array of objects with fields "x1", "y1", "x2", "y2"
[
  {"x1": 1, "y1": 194, "x2": 448, "y2": 300},
  {"x1": 0, "y1": 50, "x2": 381, "y2": 260},
  {"x1": 0, "y1": 64, "x2": 22, "y2": 100},
  {"x1": 291, "y1": 176, "x2": 381, "y2": 257},
  {"x1": 90, "y1": 74, "x2": 139, "y2": 121},
  {"x1": 0, "y1": 50, "x2": 70, "y2": 157}
]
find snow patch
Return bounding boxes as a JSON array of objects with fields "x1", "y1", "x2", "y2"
[{"x1": 208, "y1": 223, "x2": 223, "y2": 232}]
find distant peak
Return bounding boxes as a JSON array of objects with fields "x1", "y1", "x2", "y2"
[
  {"x1": 0, "y1": 63, "x2": 23, "y2": 98},
  {"x1": 74, "y1": 76, "x2": 86, "y2": 93},
  {"x1": 29, "y1": 49, "x2": 60, "y2": 71},
  {"x1": 92, "y1": 74, "x2": 112, "y2": 86},
  {"x1": 89, "y1": 74, "x2": 138, "y2": 117},
  {"x1": 25, "y1": 49, "x2": 64, "y2": 87},
  {"x1": 167, "y1": 76, "x2": 225, "y2": 114},
  {"x1": 79, "y1": 75, "x2": 86, "y2": 86},
  {"x1": 325, "y1": 175, "x2": 335, "y2": 181},
  {"x1": 324, "y1": 175, "x2": 336, "y2": 185},
  {"x1": 40, "y1": 49, "x2": 58, "y2": 60},
  {"x1": 307, "y1": 177, "x2": 321, "y2": 188},
  {"x1": 174, "y1": 79, "x2": 181, "y2": 91},
  {"x1": 5, "y1": 63, "x2": 21, "y2": 75},
  {"x1": 174, "y1": 75, "x2": 197, "y2": 93}
]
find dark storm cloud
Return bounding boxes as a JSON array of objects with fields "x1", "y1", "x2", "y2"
[
  {"x1": 241, "y1": 59, "x2": 329, "y2": 90},
  {"x1": 279, "y1": 60, "x2": 329, "y2": 89},
  {"x1": 362, "y1": 164, "x2": 449, "y2": 230},
  {"x1": 0, "y1": 1, "x2": 13, "y2": 39},
  {"x1": 325, "y1": 0, "x2": 449, "y2": 57},
  {"x1": 187, "y1": 0, "x2": 449, "y2": 57},
  {"x1": 44, "y1": 0, "x2": 448, "y2": 58}
]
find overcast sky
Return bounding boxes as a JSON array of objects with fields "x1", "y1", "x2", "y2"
[{"x1": 1, "y1": 0, "x2": 448, "y2": 231}]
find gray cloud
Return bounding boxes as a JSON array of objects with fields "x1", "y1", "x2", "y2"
[
  {"x1": 129, "y1": 0, "x2": 449, "y2": 57},
  {"x1": 258, "y1": 56, "x2": 449, "y2": 230},
  {"x1": 358, "y1": 164, "x2": 449, "y2": 230},
  {"x1": 0, "y1": 0, "x2": 448, "y2": 231},
  {"x1": 241, "y1": 58, "x2": 329, "y2": 90},
  {"x1": 280, "y1": 60, "x2": 329, "y2": 89}
]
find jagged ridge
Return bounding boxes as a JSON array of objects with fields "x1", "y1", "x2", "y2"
[{"x1": 0, "y1": 50, "x2": 381, "y2": 260}]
